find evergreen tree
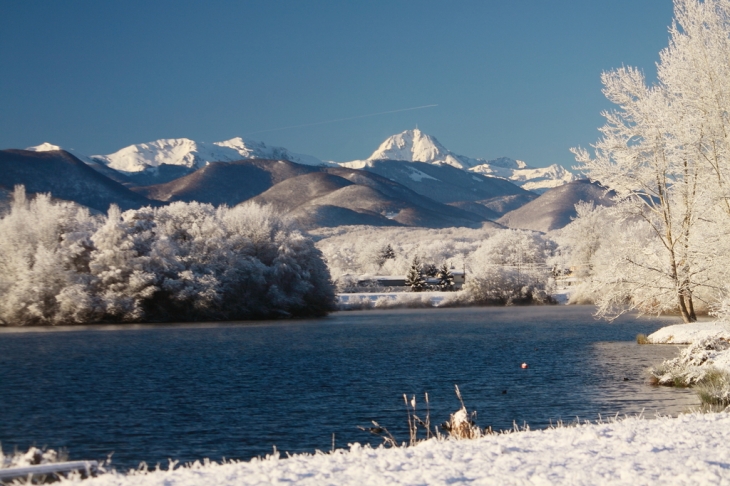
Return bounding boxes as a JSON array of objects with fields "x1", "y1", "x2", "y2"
[
  {"x1": 375, "y1": 243, "x2": 396, "y2": 269},
  {"x1": 423, "y1": 262, "x2": 438, "y2": 278},
  {"x1": 404, "y1": 255, "x2": 425, "y2": 292},
  {"x1": 437, "y1": 262, "x2": 455, "y2": 291}
]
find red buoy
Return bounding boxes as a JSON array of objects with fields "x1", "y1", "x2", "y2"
[{"x1": 521, "y1": 363, "x2": 528, "y2": 369}]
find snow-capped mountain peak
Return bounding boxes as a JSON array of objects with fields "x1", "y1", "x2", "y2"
[
  {"x1": 339, "y1": 129, "x2": 577, "y2": 193},
  {"x1": 92, "y1": 138, "x2": 231, "y2": 173},
  {"x1": 214, "y1": 137, "x2": 329, "y2": 168},
  {"x1": 372, "y1": 129, "x2": 449, "y2": 162},
  {"x1": 361, "y1": 129, "x2": 477, "y2": 169},
  {"x1": 89, "y1": 137, "x2": 331, "y2": 174},
  {"x1": 26, "y1": 142, "x2": 63, "y2": 152},
  {"x1": 26, "y1": 142, "x2": 100, "y2": 165}
]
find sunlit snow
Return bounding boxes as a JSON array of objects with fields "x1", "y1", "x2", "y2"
[{"x1": 62, "y1": 413, "x2": 730, "y2": 485}]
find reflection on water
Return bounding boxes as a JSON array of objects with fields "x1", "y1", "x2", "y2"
[
  {"x1": 0, "y1": 306, "x2": 699, "y2": 470},
  {"x1": 587, "y1": 342, "x2": 697, "y2": 417}
]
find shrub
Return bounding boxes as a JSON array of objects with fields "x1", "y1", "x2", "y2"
[
  {"x1": 695, "y1": 369, "x2": 730, "y2": 406},
  {"x1": 636, "y1": 334, "x2": 650, "y2": 345},
  {"x1": 649, "y1": 337, "x2": 730, "y2": 386},
  {"x1": 0, "y1": 187, "x2": 336, "y2": 325}
]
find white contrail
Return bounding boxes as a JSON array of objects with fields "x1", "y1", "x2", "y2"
[{"x1": 245, "y1": 104, "x2": 438, "y2": 135}]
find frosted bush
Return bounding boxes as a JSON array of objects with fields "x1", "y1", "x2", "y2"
[
  {"x1": 462, "y1": 230, "x2": 554, "y2": 305},
  {"x1": 0, "y1": 187, "x2": 335, "y2": 325},
  {"x1": 0, "y1": 446, "x2": 65, "y2": 469},
  {"x1": 650, "y1": 337, "x2": 730, "y2": 386}
]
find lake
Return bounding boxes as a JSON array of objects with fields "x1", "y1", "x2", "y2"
[{"x1": 0, "y1": 306, "x2": 696, "y2": 471}]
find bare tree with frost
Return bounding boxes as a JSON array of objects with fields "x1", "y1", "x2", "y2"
[{"x1": 572, "y1": 0, "x2": 730, "y2": 322}]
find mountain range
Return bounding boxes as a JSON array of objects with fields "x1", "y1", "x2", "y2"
[
  {"x1": 2, "y1": 130, "x2": 605, "y2": 231},
  {"x1": 26, "y1": 129, "x2": 576, "y2": 192},
  {"x1": 339, "y1": 129, "x2": 577, "y2": 193}
]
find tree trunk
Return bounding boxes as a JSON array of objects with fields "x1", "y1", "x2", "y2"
[
  {"x1": 687, "y1": 293, "x2": 697, "y2": 322},
  {"x1": 678, "y1": 293, "x2": 698, "y2": 323},
  {"x1": 678, "y1": 294, "x2": 693, "y2": 323}
]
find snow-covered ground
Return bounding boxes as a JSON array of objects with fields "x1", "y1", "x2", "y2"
[
  {"x1": 60, "y1": 413, "x2": 730, "y2": 485},
  {"x1": 648, "y1": 321, "x2": 730, "y2": 344},
  {"x1": 551, "y1": 287, "x2": 572, "y2": 305},
  {"x1": 337, "y1": 291, "x2": 457, "y2": 309}
]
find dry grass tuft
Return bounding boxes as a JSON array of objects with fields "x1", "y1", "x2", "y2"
[
  {"x1": 695, "y1": 369, "x2": 730, "y2": 406},
  {"x1": 439, "y1": 385, "x2": 485, "y2": 440},
  {"x1": 360, "y1": 385, "x2": 489, "y2": 448},
  {"x1": 636, "y1": 334, "x2": 650, "y2": 345}
]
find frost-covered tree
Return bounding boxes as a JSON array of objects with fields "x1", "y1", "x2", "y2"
[
  {"x1": 437, "y1": 263, "x2": 455, "y2": 291},
  {"x1": 422, "y1": 262, "x2": 438, "y2": 278},
  {"x1": 571, "y1": 0, "x2": 730, "y2": 322},
  {"x1": 405, "y1": 255, "x2": 426, "y2": 292},
  {"x1": 375, "y1": 243, "x2": 396, "y2": 269},
  {"x1": 552, "y1": 201, "x2": 606, "y2": 278},
  {"x1": 464, "y1": 230, "x2": 553, "y2": 305},
  {"x1": 0, "y1": 187, "x2": 98, "y2": 326},
  {"x1": 89, "y1": 204, "x2": 157, "y2": 321},
  {"x1": 573, "y1": 66, "x2": 704, "y2": 322}
]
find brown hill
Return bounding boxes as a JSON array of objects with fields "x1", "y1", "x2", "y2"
[
  {"x1": 497, "y1": 179, "x2": 614, "y2": 232},
  {"x1": 132, "y1": 159, "x2": 317, "y2": 205},
  {"x1": 0, "y1": 149, "x2": 154, "y2": 212},
  {"x1": 250, "y1": 171, "x2": 495, "y2": 229}
]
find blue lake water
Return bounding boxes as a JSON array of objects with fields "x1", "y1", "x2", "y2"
[{"x1": 0, "y1": 306, "x2": 697, "y2": 471}]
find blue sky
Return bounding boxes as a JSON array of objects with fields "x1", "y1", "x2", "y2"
[{"x1": 1, "y1": 1, "x2": 674, "y2": 167}]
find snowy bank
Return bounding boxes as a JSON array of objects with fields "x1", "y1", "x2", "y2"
[
  {"x1": 647, "y1": 321, "x2": 730, "y2": 344},
  {"x1": 647, "y1": 321, "x2": 730, "y2": 401},
  {"x1": 60, "y1": 413, "x2": 730, "y2": 486}
]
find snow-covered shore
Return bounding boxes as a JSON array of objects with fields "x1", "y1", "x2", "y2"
[
  {"x1": 647, "y1": 320, "x2": 730, "y2": 374},
  {"x1": 647, "y1": 321, "x2": 730, "y2": 344},
  {"x1": 646, "y1": 320, "x2": 730, "y2": 392},
  {"x1": 61, "y1": 413, "x2": 730, "y2": 485}
]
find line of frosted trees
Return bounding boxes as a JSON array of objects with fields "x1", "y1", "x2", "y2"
[
  {"x1": 562, "y1": 0, "x2": 730, "y2": 323},
  {"x1": 0, "y1": 186, "x2": 335, "y2": 326},
  {"x1": 315, "y1": 226, "x2": 556, "y2": 305}
]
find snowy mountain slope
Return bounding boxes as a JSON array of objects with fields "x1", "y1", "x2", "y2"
[
  {"x1": 215, "y1": 137, "x2": 326, "y2": 168},
  {"x1": 469, "y1": 160, "x2": 576, "y2": 194},
  {"x1": 497, "y1": 179, "x2": 615, "y2": 232},
  {"x1": 340, "y1": 129, "x2": 578, "y2": 193},
  {"x1": 349, "y1": 159, "x2": 536, "y2": 217},
  {"x1": 27, "y1": 137, "x2": 332, "y2": 187},
  {"x1": 94, "y1": 137, "x2": 332, "y2": 173}
]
